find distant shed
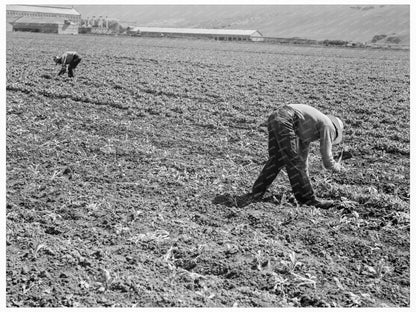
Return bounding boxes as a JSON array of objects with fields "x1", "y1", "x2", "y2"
[
  {"x1": 134, "y1": 27, "x2": 264, "y2": 41},
  {"x1": 12, "y1": 16, "x2": 79, "y2": 35},
  {"x1": 6, "y1": 5, "x2": 81, "y2": 32},
  {"x1": 126, "y1": 26, "x2": 141, "y2": 36}
]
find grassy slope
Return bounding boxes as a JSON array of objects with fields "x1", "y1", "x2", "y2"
[{"x1": 75, "y1": 4, "x2": 410, "y2": 44}]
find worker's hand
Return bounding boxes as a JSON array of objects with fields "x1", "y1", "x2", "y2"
[{"x1": 333, "y1": 162, "x2": 346, "y2": 173}]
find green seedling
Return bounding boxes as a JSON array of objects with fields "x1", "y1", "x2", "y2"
[
  {"x1": 374, "y1": 259, "x2": 392, "y2": 280},
  {"x1": 271, "y1": 272, "x2": 289, "y2": 294},
  {"x1": 163, "y1": 246, "x2": 176, "y2": 271},
  {"x1": 292, "y1": 272, "x2": 317, "y2": 290},
  {"x1": 50, "y1": 170, "x2": 60, "y2": 181},
  {"x1": 254, "y1": 250, "x2": 263, "y2": 271},
  {"x1": 281, "y1": 251, "x2": 302, "y2": 273},
  {"x1": 95, "y1": 267, "x2": 113, "y2": 291},
  {"x1": 32, "y1": 241, "x2": 46, "y2": 258},
  {"x1": 28, "y1": 164, "x2": 40, "y2": 176}
]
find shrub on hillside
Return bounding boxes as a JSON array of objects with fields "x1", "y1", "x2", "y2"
[{"x1": 371, "y1": 34, "x2": 387, "y2": 43}]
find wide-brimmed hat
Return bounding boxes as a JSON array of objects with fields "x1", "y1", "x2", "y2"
[
  {"x1": 328, "y1": 115, "x2": 344, "y2": 145},
  {"x1": 53, "y1": 56, "x2": 60, "y2": 64}
]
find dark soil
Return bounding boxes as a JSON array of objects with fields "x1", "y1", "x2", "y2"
[{"x1": 6, "y1": 32, "x2": 410, "y2": 307}]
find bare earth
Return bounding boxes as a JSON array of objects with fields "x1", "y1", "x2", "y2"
[{"x1": 6, "y1": 32, "x2": 410, "y2": 307}]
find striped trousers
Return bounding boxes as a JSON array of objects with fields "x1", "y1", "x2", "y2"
[{"x1": 252, "y1": 106, "x2": 315, "y2": 204}]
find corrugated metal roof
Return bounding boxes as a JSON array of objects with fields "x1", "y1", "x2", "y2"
[
  {"x1": 7, "y1": 5, "x2": 80, "y2": 16},
  {"x1": 13, "y1": 16, "x2": 67, "y2": 25},
  {"x1": 136, "y1": 27, "x2": 261, "y2": 36}
]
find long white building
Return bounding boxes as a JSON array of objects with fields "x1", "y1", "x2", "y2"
[{"x1": 131, "y1": 27, "x2": 264, "y2": 41}]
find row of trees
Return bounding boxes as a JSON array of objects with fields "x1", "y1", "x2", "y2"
[
  {"x1": 80, "y1": 16, "x2": 111, "y2": 28},
  {"x1": 80, "y1": 17, "x2": 125, "y2": 32}
]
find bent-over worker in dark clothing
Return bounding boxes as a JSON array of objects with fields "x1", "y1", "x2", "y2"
[{"x1": 54, "y1": 51, "x2": 82, "y2": 78}]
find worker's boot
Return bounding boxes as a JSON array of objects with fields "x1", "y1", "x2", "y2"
[
  {"x1": 301, "y1": 198, "x2": 334, "y2": 209},
  {"x1": 235, "y1": 192, "x2": 263, "y2": 208}
]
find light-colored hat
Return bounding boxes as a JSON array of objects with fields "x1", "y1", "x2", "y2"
[{"x1": 328, "y1": 115, "x2": 344, "y2": 145}]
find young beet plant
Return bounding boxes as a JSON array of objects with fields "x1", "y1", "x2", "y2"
[
  {"x1": 281, "y1": 251, "x2": 302, "y2": 274},
  {"x1": 374, "y1": 259, "x2": 392, "y2": 281},
  {"x1": 279, "y1": 251, "x2": 317, "y2": 291}
]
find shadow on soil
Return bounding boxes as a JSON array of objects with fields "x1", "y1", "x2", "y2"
[{"x1": 212, "y1": 193, "x2": 290, "y2": 208}]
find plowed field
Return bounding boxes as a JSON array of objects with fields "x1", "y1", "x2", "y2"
[{"x1": 6, "y1": 32, "x2": 410, "y2": 307}]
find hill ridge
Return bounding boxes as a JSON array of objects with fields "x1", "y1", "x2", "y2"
[{"x1": 75, "y1": 5, "x2": 410, "y2": 45}]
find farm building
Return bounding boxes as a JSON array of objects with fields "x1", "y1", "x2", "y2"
[
  {"x1": 131, "y1": 27, "x2": 264, "y2": 41},
  {"x1": 11, "y1": 16, "x2": 79, "y2": 35},
  {"x1": 126, "y1": 26, "x2": 141, "y2": 36},
  {"x1": 6, "y1": 5, "x2": 81, "y2": 33},
  {"x1": 12, "y1": 16, "x2": 78, "y2": 35}
]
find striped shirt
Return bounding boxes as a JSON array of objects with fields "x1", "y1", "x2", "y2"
[{"x1": 287, "y1": 104, "x2": 340, "y2": 172}]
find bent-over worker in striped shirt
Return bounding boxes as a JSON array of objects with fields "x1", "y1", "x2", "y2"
[{"x1": 238, "y1": 104, "x2": 345, "y2": 209}]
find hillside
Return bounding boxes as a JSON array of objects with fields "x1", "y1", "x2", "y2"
[{"x1": 74, "y1": 5, "x2": 410, "y2": 45}]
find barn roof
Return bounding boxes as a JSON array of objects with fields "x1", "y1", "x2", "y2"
[
  {"x1": 7, "y1": 5, "x2": 80, "y2": 16},
  {"x1": 135, "y1": 27, "x2": 262, "y2": 37},
  {"x1": 13, "y1": 16, "x2": 69, "y2": 25}
]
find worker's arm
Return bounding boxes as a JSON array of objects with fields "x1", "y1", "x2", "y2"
[
  {"x1": 320, "y1": 127, "x2": 343, "y2": 172},
  {"x1": 57, "y1": 53, "x2": 67, "y2": 75},
  {"x1": 58, "y1": 66, "x2": 66, "y2": 75},
  {"x1": 299, "y1": 140, "x2": 310, "y2": 176}
]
